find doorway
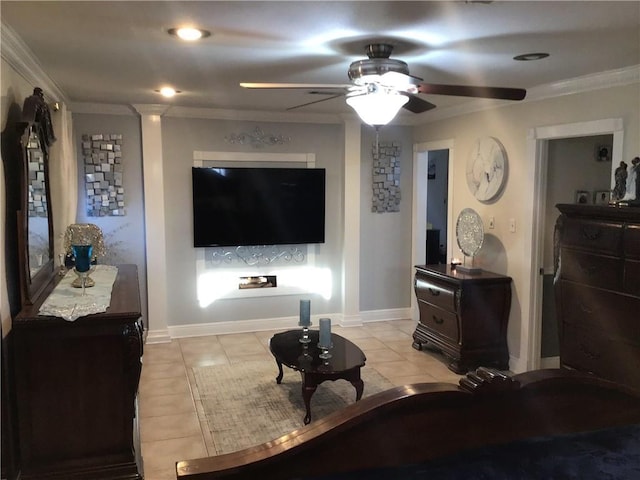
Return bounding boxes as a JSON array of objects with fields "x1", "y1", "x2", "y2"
[
  {"x1": 539, "y1": 134, "x2": 614, "y2": 367},
  {"x1": 411, "y1": 140, "x2": 455, "y2": 321},
  {"x1": 426, "y1": 150, "x2": 449, "y2": 264},
  {"x1": 523, "y1": 118, "x2": 623, "y2": 371}
]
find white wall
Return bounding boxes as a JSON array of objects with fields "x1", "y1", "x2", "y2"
[
  {"x1": 412, "y1": 83, "x2": 640, "y2": 362},
  {"x1": 159, "y1": 117, "x2": 347, "y2": 327},
  {"x1": 72, "y1": 112, "x2": 148, "y2": 327},
  {"x1": 359, "y1": 125, "x2": 415, "y2": 311}
]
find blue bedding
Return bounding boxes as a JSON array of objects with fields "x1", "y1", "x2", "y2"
[{"x1": 311, "y1": 423, "x2": 640, "y2": 479}]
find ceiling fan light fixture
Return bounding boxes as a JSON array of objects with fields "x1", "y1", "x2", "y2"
[
  {"x1": 168, "y1": 27, "x2": 211, "y2": 41},
  {"x1": 156, "y1": 87, "x2": 181, "y2": 98},
  {"x1": 346, "y1": 89, "x2": 409, "y2": 126}
]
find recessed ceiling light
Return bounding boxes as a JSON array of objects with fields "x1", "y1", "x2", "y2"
[
  {"x1": 155, "y1": 87, "x2": 181, "y2": 98},
  {"x1": 168, "y1": 27, "x2": 211, "y2": 41},
  {"x1": 513, "y1": 52, "x2": 550, "y2": 61}
]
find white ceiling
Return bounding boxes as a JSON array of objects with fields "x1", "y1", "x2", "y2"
[{"x1": 2, "y1": 1, "x2": 639, "y2": 120}]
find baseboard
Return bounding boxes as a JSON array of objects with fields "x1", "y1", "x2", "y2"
[
  {"x1": 540, "y1": 356, "x2": 560, "y2": 369},
  {"x1": 145, "y1": 329, "x2": 171, "y2": 344},
  {"x1": 361, "y1": 307, "x2": 411, "y2": 324},
  {"x1": 508, "y1": 354, "x2": 528, "y2": 374},
  {"x1": 151, "y1": 307, "x2": 413, "y2": 341},
  {"x1": 507, "y1": 355, "x2": 561, "y2": 374}
]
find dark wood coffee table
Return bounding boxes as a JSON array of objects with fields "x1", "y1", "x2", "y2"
[{"x1": 269, "y1": 329, "x2": 367, "y2": 424}]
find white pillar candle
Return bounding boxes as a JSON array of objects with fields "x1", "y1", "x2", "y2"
[
  {"x1": 319, "y1": 318, "x2": 332, "y2": 347},
  {"x1": 299, "y1": 299, "x2": 311, "y2": 327}
]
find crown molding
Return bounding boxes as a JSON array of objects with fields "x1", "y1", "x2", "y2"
[
  {"x1": 163, "y1": 105, "x2": 343, "y2": 124},
  {"x1": 1, "y1": 21, "x2": 69, "y2": 104},
  {"x1": 526, "y1": 64, "x2": 640, "y2": 101},
  {"x1": 406, "y1": 64, "x2": 640, "y2": 125},
  {"x1": 131, "y1": 104, "x2": 171, "y2": 116},
  {"x1": 69, "y1": 102, "x2": 138, "y2": 116}
]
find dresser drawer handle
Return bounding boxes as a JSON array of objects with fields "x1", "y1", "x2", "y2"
[
  {"x1": 580, "y1": 226, "x2": 602, "y2": 241},
  {"x1": 428, "y1": 288, "x2": 440, "y2": 296},
  {"x1": 432, "y1": 315, "x2": 444, "y2": 325}
]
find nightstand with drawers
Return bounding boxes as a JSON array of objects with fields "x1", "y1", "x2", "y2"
[{"x1": 413, "y1": 264, "x2": 512, "y2": 374}]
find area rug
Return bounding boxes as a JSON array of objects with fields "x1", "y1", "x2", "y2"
[{"x1": 191, "y1": 360, "x2": 395, "y2": 455}]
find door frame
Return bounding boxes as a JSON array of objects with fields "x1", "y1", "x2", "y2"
[
  {"x1": 411, "y1": 139, "x2": 455, "y2": 321},
  {"x1": 522, "y1": 117, "x2": 624, "y2": 371}
]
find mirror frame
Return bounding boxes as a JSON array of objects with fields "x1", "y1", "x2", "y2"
[{"x1": 16, "y1": 121, "x2": 55, "y2": 306}]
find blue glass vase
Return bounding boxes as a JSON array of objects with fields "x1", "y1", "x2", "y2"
[{"x1": 72, "y1": 244, "x2": 94, "y2": 294}]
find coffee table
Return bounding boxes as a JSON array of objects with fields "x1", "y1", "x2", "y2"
[{"x1": 269, "y1": 329, "x2": 367, "y2": 424}]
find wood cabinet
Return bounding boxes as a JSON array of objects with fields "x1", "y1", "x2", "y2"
[
  {"x1": 12, "y1": 264, "x2": 144, "y2": 479},
  {"x1": 554, "y1": 204, "x2": 640, "y2": 392},
  {"x1": 412, "y1": 265, "x2": 512, "y2": 373}
]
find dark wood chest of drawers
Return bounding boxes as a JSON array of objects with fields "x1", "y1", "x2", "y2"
[
  {"x1": 412, "y1": 265, "x2": 512, "y2": 373},
  {"x1": 554, "y1": 204, "x2": 640, "y2": 392},
  {"x1": 12, "y1": 265, "x2": 144, "y2": 479}
]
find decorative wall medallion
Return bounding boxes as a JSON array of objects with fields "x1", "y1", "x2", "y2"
[
  {"x1": 82, "y1": 133, "x2": 125, "y2": 216},
  {"x1": 455, "y1": 207, "x2": 485, "y2": 274},
  {"x1": 466, "y1": 137, "x2": 507, "y2": 203},
  {"x1": 456, "y1": 208, "x2": 484, "y2": 257},
  {"x1": 205, "y1": 245, "x2": 306, "y2": 267},
  {"x1": 224, "y1": 127, "x2": 291, "y2": 148}
]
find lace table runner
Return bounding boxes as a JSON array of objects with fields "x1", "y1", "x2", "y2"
[{"x1": 39, "y1": 265, "x2": 118, "y2": 321}]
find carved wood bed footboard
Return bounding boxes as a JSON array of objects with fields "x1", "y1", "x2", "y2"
[{"x1": 176, "y1": 368, "x2": 640, "y2": 480}]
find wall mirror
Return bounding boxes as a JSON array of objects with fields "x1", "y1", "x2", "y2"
[{"x1": 16, "y1": 90, "x2": 56, "y2": 306}]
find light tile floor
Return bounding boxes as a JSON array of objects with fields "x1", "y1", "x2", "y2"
[{"x1": 139, "y1": 319, "x2": 464, "y2": 480}]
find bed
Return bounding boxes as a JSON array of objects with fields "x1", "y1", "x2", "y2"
[{"x1": 176, "y1": 368, "x2": 640, "y2": 479}]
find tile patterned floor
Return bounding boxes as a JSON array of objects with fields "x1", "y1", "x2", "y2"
[{"x1": 139, "y1": 319, "x2": 463, "y2": 479}]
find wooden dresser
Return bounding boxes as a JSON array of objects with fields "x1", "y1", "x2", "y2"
[
  {"x1": 413, "y1": 264, "x2": 512, "y2": 373},
  {"x1": 12, "y1": 264, "x2": 144, "y2": 479},
  {"x1": 554, "y1": 204, "x2": 640, "y2": 392}
]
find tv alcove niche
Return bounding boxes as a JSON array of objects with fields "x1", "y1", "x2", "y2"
[{"x1": 193, "y1": 151, "x2": 327, "y2": 304}]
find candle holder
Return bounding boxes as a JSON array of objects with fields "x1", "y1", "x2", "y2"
[
  {"x1": 298, "y1": 344, "x2": 312, "y2": 367},
  {"x1": 299, "y1": 324, "x2": 312, "y2": 344},
  {"x1": 318, "y1": 342, "x2": 333, "y2": 360}
]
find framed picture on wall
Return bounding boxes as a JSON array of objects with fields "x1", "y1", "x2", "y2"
[
  {"x1": 594, "y1": 190, "x2": 611, "y2": 205},
  {"x1": 575, "y1": 190, "x2": 590, "y2": 204},
  {"x1": 596, "y1": 145, "x2": 612, "y2": 162}
]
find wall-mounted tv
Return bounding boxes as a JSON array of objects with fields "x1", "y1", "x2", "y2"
[{"x1": 192, "y1": 167, "x2": 326, "y2": 247}]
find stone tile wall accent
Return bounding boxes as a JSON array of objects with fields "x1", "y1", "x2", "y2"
[
  {"x1": 82, "y1": 133, "x2": 125, "y2": 216},
  {"x1": 372, "y1": 141, "x2": 401, "y2": 213},
  {"x1": 27, "y1": 147, "x2": 47, "y2": 217}
]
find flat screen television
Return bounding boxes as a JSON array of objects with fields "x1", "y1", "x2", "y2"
[{"x1": 192, "y1": 167, "x2": 326, "y2": 247}]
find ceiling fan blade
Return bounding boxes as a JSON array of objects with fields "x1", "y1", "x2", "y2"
[
  {"x1": 417, "y1": 83, "x2": 526, "y2": 101},
  {"x1": 286, "y1": 93, "x2": 345, "y2": 111},
  {"x1": 402, "y1": 94, "x2": 437, "y2": 114},
  {"x1": 240, "y1": 82, "x2": 350, "y2": 90}
]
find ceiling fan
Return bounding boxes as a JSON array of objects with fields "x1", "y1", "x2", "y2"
[{"x1": 241, "y1": 43, "x2": 527, "y2": 125}]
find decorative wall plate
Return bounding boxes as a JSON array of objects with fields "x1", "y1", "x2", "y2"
[
  {"x1": 466, "y1": 137, "x2": 507, "y2": 203},
  {"x1": 456, "y1": 208, "x2": 484, "y2": 258}
]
